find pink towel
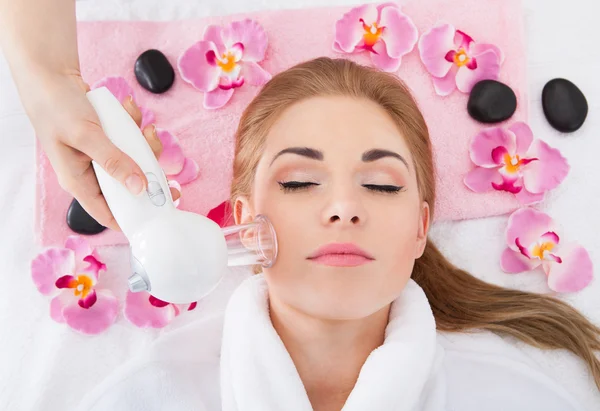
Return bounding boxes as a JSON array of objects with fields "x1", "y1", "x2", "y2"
[{"x1": 35, "y1": 0, "x2": 528, "y2": 248}]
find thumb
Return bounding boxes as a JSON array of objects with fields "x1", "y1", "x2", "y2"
[{"x1": 75, "y1": 123, "x2": 148, "y2": 195}]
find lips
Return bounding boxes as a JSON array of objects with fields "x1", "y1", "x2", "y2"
[{"x1": 308, "y1": 243, "x2": 375, "y2": 260}]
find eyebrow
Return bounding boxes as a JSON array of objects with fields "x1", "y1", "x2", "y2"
[{"x1": 269, "y1": 147, "x2": 410, "y2": 171}]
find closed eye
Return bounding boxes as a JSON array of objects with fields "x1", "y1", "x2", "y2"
[
  {"x1": 362, "y1": 184, "x2": 404, "y2": 193},
  {"x1": 278, "y1": 181, "x2": 404, "y2": 194},
  {"x1": 278, "y1": 181, "x2": 319, "y2": 192}
]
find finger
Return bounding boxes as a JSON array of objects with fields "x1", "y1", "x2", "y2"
[
  {"x1": 122, "y1": 95, "x2": 143, "y2": 128},
  {"x1": 143, "y1": 124, "x2": 162, "y2": 160},
  {"x1": 170, "y1": 187, "x2": 181, "y2": 201},
  {"x1": 72, "y1": 165, "x2": 121, "y2": 231},
  {"x1": 73, "y1": 120, "x2": 148, "y2": 196}
]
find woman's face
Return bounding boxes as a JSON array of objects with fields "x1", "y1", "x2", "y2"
[{"x1": 235, "y1": 95, "x2": 429, "y2": 320}]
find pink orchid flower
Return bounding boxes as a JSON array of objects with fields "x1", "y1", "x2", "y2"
[
  {"x1": 155, "y1": 129, "x2": 200, "y2": 185},
  {"x1": 333, "y1": 2, "x2": 418, "y2": 72},
  {"x1": 124, "y1": 290, "x2": 197, "y2": 328},
  {"x1": 31, "y1": 236, "x2": 118, "y2": 334},
  {"x1": 92, "y1": 77, "x2": 199, "y2": 186},
  {"x1": 464, "y1": 122, "x2": 569, "y2": 205},
  {"x1": 418, "y1": 23, "x2": 503, "y2": 96},
  {"x1": 178, "y1": 19, "x2": 271, "y2": 109},
  {"x1": 501, "y1": 208, "x2": 593, "y2": 293}
]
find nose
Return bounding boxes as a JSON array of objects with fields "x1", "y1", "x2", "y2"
[{"x1": 322, "y1": 195, "x2": 366, "y2": 227}]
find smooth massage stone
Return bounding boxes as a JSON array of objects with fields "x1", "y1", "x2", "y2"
[
  {"x1": 134, "y1": 49, "x2": 175, "y2": 94},
  {"x1": 66, "y1": 198, "x2": 107, "y2": 235},
  {"x1": 542, "y1": 78, "x2": 588, "y2": 132},
  {"x1": 467, "y1": 80, "x2": 517, "y2": 123}
]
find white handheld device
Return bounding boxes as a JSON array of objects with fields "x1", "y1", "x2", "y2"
[{"x1": 86, "y1": 87, "x2": 277, "y2": 304}]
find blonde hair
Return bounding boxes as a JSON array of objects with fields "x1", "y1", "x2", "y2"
[{"x1": 230, "y1": 57, "x2": 600, "y2": 389}]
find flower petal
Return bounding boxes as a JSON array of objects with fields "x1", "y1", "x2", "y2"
[
  {"x1": 78, "y1": 289, "x2": 97, "y2": 309},
  {"x1": 471, "y1": 42, "x2": 505, "y2": 64},
  {"x1": 31, "y1": 248, "x2": 75, "y2": 295},
  {"x1": 513, "y1": 188, "x2": 545, "y2": 205},
  {"x1": 149, "y1": 295, "x2": 171, "y2": 308},
  {"x1": 170, "y1": 158, "x2": 200, "y2": 185},
  {"x1": 231, "y1": 42, "x2": 244, "y2": 62},
  {"x1": 50, "y1": 294, "x2": 66, "y2": 323},
  {"x1": 547, "y1": 243, "x2": 594, "y2": 293},
  {"x1": 91, "y1": 77, "x2": 134, "y2": 104},
  {"x1": 81, "y1": 255, "x2": 106, "y2": 282},
  {"x1": 334, "y1": 4, "x2": 379, "y2": 53},
  {"x1": 432, "y1": 65, "x2": 458, "y2": 96},
  {"x1": 500, "y1": 247, "x2": 541, "y2": 273},
  {"x1": 178, "y1": 41, "x2": 221, "y2": 92},
  {"x1": 221, "y1": 19, "x2": 268, "y2": 62},
  {"x1": 505, "y1": 208, "x2": 557, "y2": 252},
  {"x1": 418, "y1": 23, "x2": 455, "y2": 78},
  {"x1": 188, "y1": 302, "x2": 197, "y2": 311},
  {"x1": 240, "y1": 61, "x2": 271, "y2": 86},
  {"x1": 515, "y1": 238, "x2": 533, "y2": 258},
  {"x1": 203, "y1": 87, "x2": 235, "y2": 110},
  {"x1": 64, "y1": 236, "x2": 93, "y2": 263},
  {"x1": 370, "y1": 40, "x2": 402, "y2": 72},
  {"x1": 140, "y1": 107, "x2": 156, "y2": 130},
  {"x1": 379, "y1": 6, "x2": 418, "y2": 58},
  {"x1": 491, "y1": 146, "x2": 509, "y2": 165},
  {"x1": 62, "y1": 290, "x2": 118, "y2": 335},
  {"x1": 455, "y1": 30, "x2": 475, "y2": 49},
  {"x1": 469, "y1": 127, "x2": 517, "y2": 167},
  {"x1": 455, "y1": 49, "x2": 501, "y2": 93},
  {"x1": 522, "y1": 139, "x2": 569, "y2": 194},
  {"x1": 207, "y1": 200, "x2": 234, "y2": 227},
  {"x1": 492, "y1": 175, "x2": 522, "y2": 194},
  {"x1": 203, "y1": 25, "x2": 226, "y2": 56},
  {"x1": 541, "y1": 231, "x2": 560, "y2": 245},
  {"x1": 508, "y1": 122, "x2": 534, "y2": 156},
  {"x1": 55, "y1": 275, "x2": 77, "y2": 289},
  {"x1": 124, "y1": 290, "x2": 177, "y2": 328},
  {"x1": 156, "y1": 129, "x2": 185, "y2": 175},
  {"x1": 464, "y1": 166, "x2": 503, "y2": 192}
]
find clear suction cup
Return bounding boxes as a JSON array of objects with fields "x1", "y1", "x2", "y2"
[{"x1": 222, "y1": 214, "x2": 278, "y2": 268}]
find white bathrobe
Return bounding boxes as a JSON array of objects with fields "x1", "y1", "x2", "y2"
[{"x1": 76, "y1": 274, "x2": 585, "y2": 411}]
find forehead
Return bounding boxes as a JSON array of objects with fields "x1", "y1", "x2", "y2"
[{"x1": 264, "y1": 95, "x2": 412, "y2": 160}]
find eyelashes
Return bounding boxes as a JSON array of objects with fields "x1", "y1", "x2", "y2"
[{"x1": 278, "y1": 181, "x2": 405, "y2": 194}]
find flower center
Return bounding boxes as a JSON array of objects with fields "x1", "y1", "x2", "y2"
[
  {"x1": 73, "y1": 275, "x2": 93, "y2": 298},
  {"x1": 503, "y1": 153, "x2": 521, "y2": 174},
  {"x1": 453, "y1": 49, "x2": 471, "y2": 67},
  {"x1": 218, "y1": 52, "x2": 237, "y2": 73},
  {"x1": 360, "y1": 19, "x2": 384, "y2": 47},
  {"x1": 532, "y1": 242, "x2": 555, "y2": 260}
]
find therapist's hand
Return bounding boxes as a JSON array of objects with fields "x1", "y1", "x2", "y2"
[{"x1": 27, "y1": 71, "x2": 179, "y2": 231}]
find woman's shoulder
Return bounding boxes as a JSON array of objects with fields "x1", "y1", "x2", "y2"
[
  {"x1": 76, "y1": 312, "x2": 225, "y2": 411},
  {"x1": 436, "y1": 331, "x2": 585, "y2": 411}
]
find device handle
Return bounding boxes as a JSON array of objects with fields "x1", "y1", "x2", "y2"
[{"x1": 86, "y1": 87, "x2": 175, "y2": 240}]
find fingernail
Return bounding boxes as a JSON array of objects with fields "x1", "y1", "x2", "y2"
[
  {"x1": 151, "y1": 124, "x2": 157, "y2": 137},
  {"x1": 125, "y1": 174, "x2": 144, "y2": 195},
  {"x1": 128, "y1": 95, "x2": 134, "y2": 104}
]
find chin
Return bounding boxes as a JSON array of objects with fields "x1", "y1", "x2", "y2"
[{"x1": 301, "y1": 266, "x2": 398, "y2": 320}]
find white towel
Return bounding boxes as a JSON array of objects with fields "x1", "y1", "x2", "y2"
[
  {"x1": 75, "y1": 269, "x2": 587, "y2": 411},
  {"x1": 220, "y1": 274, "x2": 446, "y2": 411}
]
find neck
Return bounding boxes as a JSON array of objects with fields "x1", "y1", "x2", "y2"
[{"x1": 269, "y1": 294, "x2": 391, "y2": 411}]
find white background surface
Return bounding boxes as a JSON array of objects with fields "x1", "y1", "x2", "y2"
[{"x1": 1, "y1": 0, "x2": 599, "y2": 409}]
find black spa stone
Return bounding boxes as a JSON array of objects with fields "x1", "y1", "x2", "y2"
[
  {"x1": 134, "y1": 49, "x2": 175, "y2": 94},
  {"x1": 467, "y1": 80, "x2": 517, "y2": 124},
  {"x1": 542, "y1": 78, "x2": 588, "y2": 133},
  {"x1": 66, "y1": 198, "x2": 106, "y2": 235}
]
